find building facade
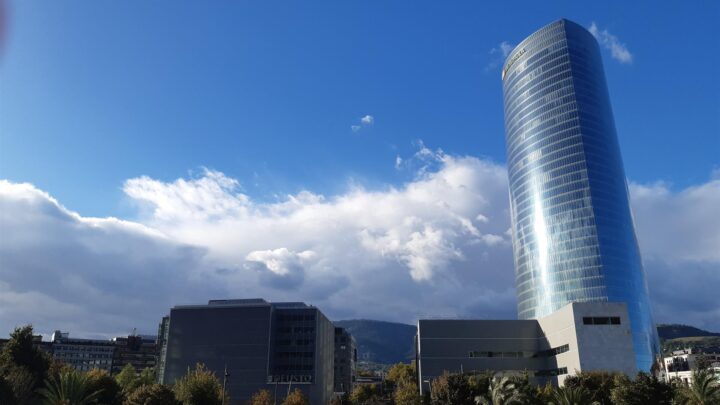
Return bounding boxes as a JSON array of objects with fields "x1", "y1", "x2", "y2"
[
  {"x1": 50, "y1": 331, "x2": 116, "y2": 372},
  {"x1": 333, "y1": 327, "x2": 357, "y2": 396},
  {"x1": 662, "y1": 348, "x2": 720, "y2": 386},
  {"x1": 416, "y1": 302, "x2": 637, "y2": 393},
  {"x1": 501, "y1": 19, "x2": 659, "y2": 371},
  {"x1": 157, "y1": 299, "x2": 336, "y2": 405},
  {"x1": 111, "y1": 335, "x2": 158, "y2": 375}
]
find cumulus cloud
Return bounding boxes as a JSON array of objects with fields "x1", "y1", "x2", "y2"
[
  {"x1": 589, "y1": 22, "x2": 633, "y2": 64},
  {"x1": 0, "y1": 180, "x2": 216, "y2": 338},
  {"x1": 245, "y1": 248, "x2": 317, "y2": 289},
  {"x1": 351, "y1": 115, "x2": 374, "y2": 132},
  {"x1": 1, "y1": 152, "x2": 718, "y2": 337},
  {"x1": 629, "y1": 179, "x2": 720, "y2": 329}
]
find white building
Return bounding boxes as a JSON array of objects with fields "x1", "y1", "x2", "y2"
[{"x1": 662, "y1": 348, "x2": 720, "y2": 386}]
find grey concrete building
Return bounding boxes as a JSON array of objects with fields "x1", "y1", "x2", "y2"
[
  {"x1": 416, "y1": 302, "x2": 637, "y2": 393},
  {"x1": 157, "y1": 299, "x2": 335, "y2": 405},
  {"x1": 333, "y1": 327, "x2": 357, "y2": 396}
]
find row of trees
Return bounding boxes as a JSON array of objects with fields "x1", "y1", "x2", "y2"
[
  {"x1": 0, "y1": 325, "x2": 312, "y2": 405},
  {"x1": 346, "y1": 362, "x2": 720, "y2": 405},
  {"x1": 3, "y1": 324, "x2": 719, "y2": 404}
]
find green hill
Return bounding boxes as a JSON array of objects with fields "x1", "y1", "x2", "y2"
[
  {"x1": 657, "y1": 324, "x2": 720, "y2": 340},
  {"x1": 658, "y1": 324, "x2": 720, "y2": 354}
]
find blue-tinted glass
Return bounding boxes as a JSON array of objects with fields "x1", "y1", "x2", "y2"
[{"x1": 501, "y1": 19, "x2": 659, "y2": 371}]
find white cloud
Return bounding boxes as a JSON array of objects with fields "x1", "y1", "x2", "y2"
[
  {"x1": 1, "y1": 152, "x2": 719, "y2": 337},
  {"x1": 486, "y1": 41, "x2": 515, "y2": 72},
  {"x1": 628, "y1": 179, "x2": 720, "y2": 329},
  {"x1": 351, "y1": 115, "x2": 374, "y2": 132},
  {"x1": 499, "y1": 42, "x2": 513, "y2": 58},
  {"x1": 0, "y1": 180, "x2": 216, "y2": 338},
  {"x1": 589, "y1": 22, "x2": 633, "y2": 64}
]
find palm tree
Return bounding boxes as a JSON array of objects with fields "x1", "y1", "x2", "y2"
[
  {"x1": 548, "y1": 386, "x2": 599, "y2": 405},
  {"x1": 474, "y1": 376, "x2": 525, "y2": 405},
  {"x1": 677, "y1": 369, "x2": 720, "y2": 405},
  {"x1": 37, "y1": 370, "x2": 103, "y2": 405}
]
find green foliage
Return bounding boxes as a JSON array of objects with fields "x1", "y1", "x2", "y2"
[
  {"x1": 674, "y1": 369, "x2": 720, "y2": 405},
  {"x1": 124, "y1": 383, "x2": 179, "y2": 405},
  {"x1": 0, "y1": 325, "x2": 52, "y2": 404},
  {"x1": 3, "y1": 365, "x2": 37, "y2": 404},
  {"x1": 349, "y1": 384, "x2": 381, "y2": 405},
  {"x1": 116, "y1": 363, "x2": 139, "y2": 393},
  {"x1": 249, "y1": 389, "x2": 273, "y2": 405},
  {"x1": 534, "y1": 382, "x2": 554, "y2": 404},
  {"x1": 563, "y1": 370, "x2": 618, "y2": 405},
  {"x1": 0, "y1": 325, "x2": 50, "y2": 378},
  {"x1": 465, "y1": 372, "x2": 492, "y2": 398},
  {"x1": 37, "y1": 369, "x2": 103, "y2": 405},
  {"x1": 386, "y1": 363, "x2": 415, "y2": 385},
  {"x1": 548, "y1": 385, "x2": 597, "y2": 405},
  {"x1": 87, "y1": 368, "x2": 124, "y2": 405},
  {"x1": 473, "y1": 375, "x2": 525, "y2": 405},
  {"x1": 281, "y1": 388, "x2": 308, "y2": 405},
  {"x1": 0, "y1": 376, "x2": 17, "y2": 404},
  {"x1": 429, "y1": 371, "x2": 474, "y2": 405},
  {"x1": 610, "y1": 372, "x2": 674, "y2": 405},
  {"x1": 172, "y1": 363, "x2": 225, "y2": 405},
  {"x1": 115, "y1": 364, "x2": 155, "y2": 396},
  {"x1": 394, "y1": 378, "x2": 421, "y2": 405}
]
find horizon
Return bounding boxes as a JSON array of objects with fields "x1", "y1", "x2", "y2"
[{"x1": 1, "y1": 1, "x2": 719, "y2": 338}]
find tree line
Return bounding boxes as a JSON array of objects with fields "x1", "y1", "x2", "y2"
[
  {"x1": 3, "y1": 325, "x2": 719, "y2": 404},
  {"x1": 345, "y1": 362, "x2": 720, "y2": 405}
]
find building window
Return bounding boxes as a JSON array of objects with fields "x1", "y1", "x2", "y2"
[
  {"x1": 583, "y1": 316, "x2": 621, "y2": 325},
  {"x1": 535, "y1": 367, "x2": 568, "y2": 377}
]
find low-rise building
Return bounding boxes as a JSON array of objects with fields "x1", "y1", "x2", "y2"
[
  {"x1": 416, "y1": 302, "x2": 637, "y2": 392},
  {"x1": 662, "y1": 348, "x2": 720, "y2": 385}
]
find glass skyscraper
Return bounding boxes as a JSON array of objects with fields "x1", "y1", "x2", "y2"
[{"x1": 502, "y1": 19, "x2": 659, "y2": 371}]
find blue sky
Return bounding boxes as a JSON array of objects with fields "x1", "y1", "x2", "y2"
[
  {"x1": 1, "y1": 1, "x2": 718, "y2": 217},
  {"x1": 0, "y1": 1, "x2": 719, "y2": 336}
]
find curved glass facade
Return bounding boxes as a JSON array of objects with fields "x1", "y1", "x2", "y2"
[{"x1": 502, "y1": 19, "x2": 659, "y2": 371}]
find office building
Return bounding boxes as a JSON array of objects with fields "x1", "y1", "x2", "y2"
[
  {"x1": 50, "y1": 331, "x2": 115, "y2": 372},
  {"x1": 157, "y1": 299, "x2": 336, "y2": 405},
  {"x1": 502, "y1": 19, "x2": 659, "y2": 371},
  {"x1": 662, "y1": 348, "x2": 720, "y2": 386},
  {"x1": 333, "y1": 327, "x2": 357, "y2": 396},
  {"x1": 111, "y1": 335, "x2": 158, "y2": 375},
  {"x1": 416, "y1": 302, "x2": 636, "y2": 393}
]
